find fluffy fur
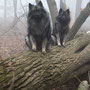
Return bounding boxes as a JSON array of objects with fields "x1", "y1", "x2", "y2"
[
  {"x1": 53, "y1": 8, "x2": 70, "y2": 46},
  {"x1": 25, "y1": 1, "x2": 52, "y2": 53}
]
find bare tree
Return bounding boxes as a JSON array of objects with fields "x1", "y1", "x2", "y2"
[
  {"x1": 13, "y1": 0, "x2": 17, "y2": 17},
  {"x1": 75, "y1": 0, "x2": 82, "y2": 19},
  {"x1": 67, "y1": 1, "x2": 90, "y2": 41},
  {"x1": 60, "y1": 0, "x2": 67, "y2": 10},
  {"x1": 4, "y1": 0, "x2": 7, "y2": 21},
  {"x1": 47, "y1": 0, "x2": 58, "y2": 25},
  {"x1": 11, "y1": 0, "x2": 27, "y2": 30},
  {"x1": 35, "y1": 0, "x2": 40, "y2": 4}
]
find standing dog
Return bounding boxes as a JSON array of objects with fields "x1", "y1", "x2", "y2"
[
  {"x1": 25, "y1": 1, "x2": 52, "y2": 53},
  {"x1": 53, "y1": 8, "x2": 70, "y2": 46}
]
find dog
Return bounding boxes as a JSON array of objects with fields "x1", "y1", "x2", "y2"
[
  {"x1": 52, "y1": 8, "x2": 70, "y2": 47},
  {"x1": 25, "y1": 1, "x2": 52, "y2": 53}
]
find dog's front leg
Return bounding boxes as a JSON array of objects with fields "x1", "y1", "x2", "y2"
[
  {"x1": 62, "y1": 34, "x2": 67, "y2": 47},
  {"x1": 25, "y1": 35, "x2": 32, "y2": 49},
  {"x1": 30, "y1": 35, "x2": 36, "y2": 51},
  {"x1": 56, "y1": 33, "x2": 61, "y2": 46},
  {"x1": 42, "y1": 38, "x2": 47, "y2": 54}
]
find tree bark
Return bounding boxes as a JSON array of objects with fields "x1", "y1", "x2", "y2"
[
  {"x1": 0, "y1": 33, "x2": 90, "y2": 90},
  {"x1": 67, "y1": 2, "x2": 90, "y2": 41}
]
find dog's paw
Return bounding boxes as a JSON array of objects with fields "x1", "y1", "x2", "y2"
[
  {"x1": 32, "y1": 48, "x2": 36, "y2": 52},
  {"x1": 32, "y1": 46, "x2": 36, "y2": 51},
  {"x1": 62, "y1": 42, "x2": 66, "y2": 47},
  {"x1": 57, "y1": 42, "x2": 61, "y2": 47},
  {"x1": 58, "y1": 44, "x2": 61, "y2": 47},
  {"x1": 42, "y1": 51, "x2": 46, "y2": 55},
  {"x1": 42, "y1": 49, "x2": 46, "y2": 54}
]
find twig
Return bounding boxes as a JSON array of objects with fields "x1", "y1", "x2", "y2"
[{"x1": 0, "y1": 13, "x2": 27, "y2": 36}]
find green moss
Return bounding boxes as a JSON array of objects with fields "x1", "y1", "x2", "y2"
[
  {"x1": 0, "y1": 86, "x2": 4, "y2": 90},
  {"x1": 0, "y1": 66, "x2": 6, "y2": 83},
  {"x1": 0, "y1": 66, "x2": 3, "y2": 74},
  {"x1": 0, "y1": 75, "x2": 6, "y2": 83}
]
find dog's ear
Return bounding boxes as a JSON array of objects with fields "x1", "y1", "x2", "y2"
[
  {"x1": 29, "y1": 3, "x2": 33, "y2": 10},
  {"x1": 66, "y1": 9, "x2": 70, "y2": 14},
  {"x1": 38, "y1": 1, "x2": 43, "y2": 8},
  {"x1": 59, "y1": 8, "x2": 63, "y2": 14}
]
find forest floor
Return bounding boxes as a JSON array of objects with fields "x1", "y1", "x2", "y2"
[{"x1": 0, "y1": 20, "x2": 89, "y2": 90}]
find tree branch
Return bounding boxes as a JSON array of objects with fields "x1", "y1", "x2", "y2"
[{"x1": 67, "y1": 2, "x2": 90, "y2": 41}]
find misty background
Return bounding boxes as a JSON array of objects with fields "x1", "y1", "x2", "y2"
[
  {"x1": 0, "y1": 0, "x2": 90, "y2": 31},
  {"x1": 0, "y1": 0, "x2": 90, "y2": 59}
]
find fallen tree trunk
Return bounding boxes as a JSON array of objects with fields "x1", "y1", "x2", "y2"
[{"x1": 0, "y1": 33, "x2": 90, "y2": 90}]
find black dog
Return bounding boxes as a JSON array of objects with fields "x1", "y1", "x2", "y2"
[
  {"x1": 53, "y1": 8, "x2": 70, "y2": 46},
  {"x1": 25, "y1": 1, "x2": 52, "y2": 53}
]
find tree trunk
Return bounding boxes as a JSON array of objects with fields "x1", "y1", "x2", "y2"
[
  {"x1": 75, "y1": 0, "x2": 82, "y2": 19},
  {"x1": 35, "y1": 0, "x2": 40, "y2": 4},
  {"x1": 47, "y1": 0, "x2": 58, "y2": 25},
  {"x1": 67, "y1": 2, "x2": 90, "y2": 41},
  {"x1": 60, "y1": 0, "x2": 67, "y2": 10},
  {"x1": 4, "y1": 0, "x2": 7, "y2": 21},
  {"x1": 13, "y1": 0, "x2": 17, "y2": 17},
  {"x1": 0, "y1": 33, "x2": 90, "y2": 90}
]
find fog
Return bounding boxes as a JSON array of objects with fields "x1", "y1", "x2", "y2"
[
  {"x1": 0, "y1": 0, "x2": 90, "y2": 59},
  {"x1": 0, "y1": 0, "x2": 89, "y2": 18},
  {"x1": 0, "y1": 0, "x2": 90, "y2": 29}
]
